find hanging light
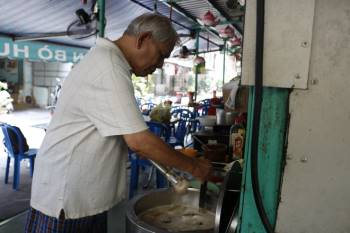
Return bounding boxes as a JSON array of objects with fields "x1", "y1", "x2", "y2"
[
  {"x1": 193, "y1": 56, "x2": 206, "y2": 65},
  {"x1": 218, "y1": 25, "x2": 235, "y2": 39},
  {"x1": 230, "y1": 37, "x2": 242, "y2": 46},
  {"x1": 201, "y1": 10, "x2": 219, "y2": 27},
  {"x1": 193, "y1": 56, "x2": 206, "y2": 74}
]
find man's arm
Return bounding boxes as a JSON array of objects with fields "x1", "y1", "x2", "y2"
[{"x1": 123, "y1": 130, "x2": 211, "y2": 181}]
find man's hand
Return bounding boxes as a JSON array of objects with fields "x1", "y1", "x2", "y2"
[
  {"x1": 191, "y1": 157, "x2": 212, "y2": 182},
  {"x1": 124, "y1": 130, "x2": 213, "y2": 182}
]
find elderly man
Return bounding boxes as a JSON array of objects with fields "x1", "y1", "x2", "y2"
[{"x1": 25, "y1": 13, "x2": 211, "y2": 233}]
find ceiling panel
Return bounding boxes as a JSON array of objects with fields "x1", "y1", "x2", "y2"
[{"x1": 0, "y1": 0, "x2": 243, "y2": 52}]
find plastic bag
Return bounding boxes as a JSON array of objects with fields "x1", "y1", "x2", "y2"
[
  {"x1": 149, "y1": 103, "x2": 171, "y2": 123},
  {"x1": 223, "y1": 79, "x2": 239, "y2": 109}
]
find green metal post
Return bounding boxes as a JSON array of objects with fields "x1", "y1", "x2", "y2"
[
  {"x1": 98, "y1": 0, "x2": 106, "y2": 37},
  {"x1": 223, "y1": 39, "x2": 227, "y2": 87},
  {"x1": 237, "y1": 87, "x2": 289, "y2": 233},
  {"x1": 194, "y1": 30, "x2": 200, "y2": 101},
  {"x1": 153, "y1": 0, "x2": 158, "y2": 12}
]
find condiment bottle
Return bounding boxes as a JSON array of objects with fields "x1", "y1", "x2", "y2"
[{"x1": 229, "y1": 118, "x2": 246, "y2": 160}]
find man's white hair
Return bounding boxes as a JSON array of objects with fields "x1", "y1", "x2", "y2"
[{"x1": 124, "y1": 13, "x2": 180, "y2": 45}]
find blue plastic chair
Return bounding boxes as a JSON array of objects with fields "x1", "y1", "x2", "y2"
[
  {"x1": 169, "y1": 108, "x2": 197, "y2": 146},
  {"x1": 196, "y1": 99, "x2": 211, "y2": 117},
  {"x1": 0, "y1": 123, "x2": 37, "y2": 190},
  {"x1": 140, "y1": 103, "x2": 156, "y2": 116},
  {"x1": 195, "y1": 104, "x2": 210, "y2": 117},
  {"x1": 135, "y1": 97, "x2": 142, "y2": 108},
  {"x1": 170, "y1": 108, "x2": 194, "y2": 121},
  {"x1": 170, "y1": 105, "x2": 181, "y2": 112},
  {"x1": 167, "y1": 119, "x2": 189, "y2": 148},
  {"x1": 198, "y1": 99, "x2": 211, "y2": 105},
  {"x1": 129, "y1": 121, "x2": 169, "y2": 199},
  {"x1": 170, "y1": 108, "x2": 194, "y2": 132}
]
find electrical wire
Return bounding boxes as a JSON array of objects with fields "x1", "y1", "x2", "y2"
[{"x1": 250, "y1": 0, "x2": 274, "y2": 232}]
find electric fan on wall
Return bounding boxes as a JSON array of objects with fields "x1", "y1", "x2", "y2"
[
  {"x1": 66, "y1": 8, "x2": 98, "y2": 40},
  {"x1": 14, "y1": 7, "x2": 98, "y2": 42}
]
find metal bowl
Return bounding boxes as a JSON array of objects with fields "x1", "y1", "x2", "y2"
[{"x1": 126, "y1": 188, "x2": 217, "y2": 233}]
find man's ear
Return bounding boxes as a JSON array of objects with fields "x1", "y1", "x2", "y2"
[{"x1": 136, "y1": 32, "x2": 152, "y2": 49}]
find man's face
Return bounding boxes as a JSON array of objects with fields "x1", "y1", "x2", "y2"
[{"x1": 133, "y1": 33, "x2": 175, "y2": 76}]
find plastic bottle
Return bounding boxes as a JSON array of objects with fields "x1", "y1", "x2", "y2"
[{"x1": 229, "y1": 118, "x2": 246, "y2": 160}]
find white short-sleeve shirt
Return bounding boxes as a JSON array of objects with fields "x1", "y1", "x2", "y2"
[{"x1": 30, "y1": 38, "x2": 148, "y2": 219}]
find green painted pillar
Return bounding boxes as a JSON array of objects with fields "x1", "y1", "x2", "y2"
[
  {"x1": 194, "y1": 30, "x2": 200, "y2": 101},
  {"x1": 17, "y1": 59, "x2": 24, "y2": 85},
  {"x1": 238, "y1": 87, "x2": 289, "y2": 233},
  {"x1": 223, "y1": 39, "x2": 227, "y2": 87},
  {"x1": 98, "y1": 0, "x2": 106, "y2": 37}
]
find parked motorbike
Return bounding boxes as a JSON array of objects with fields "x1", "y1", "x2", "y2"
[{"x1": 47, "y1": 78, "x2": 63, "y2": 115}]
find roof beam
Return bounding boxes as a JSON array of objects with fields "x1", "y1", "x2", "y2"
[
  {"x1": 129, "y1": 0, "x2": 220, "y2": 48},
  {"x1": 130, "y1": 0, "x2": 190, "y2": 30},
  {"x1": 163, "y1": 1, "x2": 222, "y2": 42},
  {"x1": 13, "y1": 29, "x2": 94, "y2": 42}
]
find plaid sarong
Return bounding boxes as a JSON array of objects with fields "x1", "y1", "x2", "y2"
[{"x1": 24, "y1": 208, "x2": 107, "y2": 233}]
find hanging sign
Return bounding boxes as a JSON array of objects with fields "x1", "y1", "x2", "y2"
[{"x1": 0, "y1": 36, "x2": 88, "y2": 63}]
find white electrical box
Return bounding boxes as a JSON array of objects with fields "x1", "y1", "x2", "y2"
[{"x1": 241, "y1": 0, "x2": 315, "y2": 89}]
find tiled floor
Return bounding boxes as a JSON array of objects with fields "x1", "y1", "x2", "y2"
[{"x1": 0, "y1": 156, "x2": 32, "y2": 223}]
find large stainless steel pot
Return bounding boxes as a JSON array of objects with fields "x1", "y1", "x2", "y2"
[
  {"x1": 126, "y1": 188, "x2": 217, "y2": 233},
  {"x1": 126, "y1": 161, "x2": 242, "y2": 233}
]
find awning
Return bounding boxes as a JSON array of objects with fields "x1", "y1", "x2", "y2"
[{"x1": 0, "y1": 0, "x2": 244, "y2": 55}]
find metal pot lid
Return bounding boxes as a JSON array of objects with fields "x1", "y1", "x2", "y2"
[{"x1": 214, "y1": 160, "x2": 242, "y2": 233}]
